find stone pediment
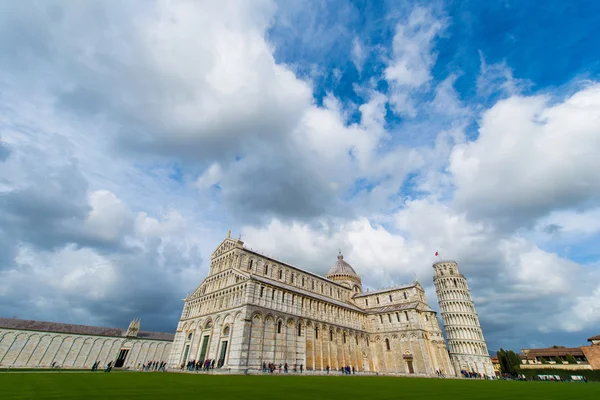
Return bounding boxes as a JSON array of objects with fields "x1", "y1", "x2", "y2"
[{"x1": 211, "y1": 235, "x2": 243, "y2": 259}]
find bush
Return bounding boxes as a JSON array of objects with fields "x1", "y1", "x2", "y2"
[
  {"x1": 565, "y1": 354, "x2": 578, "y2": 364},
  {"x1": 554, "y1": 356, "x2": 563, "y2": 364}
]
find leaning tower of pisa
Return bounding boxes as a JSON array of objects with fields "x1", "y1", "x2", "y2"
[{"x1": 433, "y1": 260, "x2": 494, "y2": 377}]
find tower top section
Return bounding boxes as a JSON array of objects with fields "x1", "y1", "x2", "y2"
[{"x1": 432, "y1": 260, "x2": 459, "y2": 279}]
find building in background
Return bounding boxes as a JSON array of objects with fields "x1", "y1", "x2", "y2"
[
  {"x1": 518, "y1": 335, "x2": 600, "y2": 372},
  {"x1": 520, "y1": 346, "x2": 590, "y2": 371},
  {"x1": 433, "y1": 260, "x2": 494, "y2": 377},
  {"x1": 581, "y1": 335, "x2": 600, "y2": 371},
  {"x1": 168, "y1": 233, "x2": 469, "y2": 376},
  {"x1": 0, "y1": 318, "x2": 173, "y2": 369}
]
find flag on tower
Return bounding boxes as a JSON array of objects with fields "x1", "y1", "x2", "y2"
[{"x1": 435, "y1": 251, "x2": 439, "y2": 257}]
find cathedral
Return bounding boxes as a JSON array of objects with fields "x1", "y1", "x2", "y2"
[{"x1": 168, "y1": 233, "x2": 494, "y2": 377}]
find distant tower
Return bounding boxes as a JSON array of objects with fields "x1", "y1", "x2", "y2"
[
  {"x1": 433, "y1": 260, "x2": 494, "y2": 377},
  {"x1": 125, "y1": 318, "x2": 140, "y2": 337}
]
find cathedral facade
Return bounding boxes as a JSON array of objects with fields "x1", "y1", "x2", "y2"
[{"x1": 168, "y1": 234, "x2": 470, "y2": 376}]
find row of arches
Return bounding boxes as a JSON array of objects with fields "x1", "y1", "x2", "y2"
[
  {"x1": 174, "y1": 303, "x2": 453, "y2": 377},
  {"x1": 210, "y1": 251, "x2": 238, "y2": 275},
  {"x1": 449, "y1": 340, "x2": 488, "y2": 357},
  {"x1": 440, "y1": 301, "x2": 476, "y2": 314},
  {"x1": 254, "y1": 284, "x2": 365, "y2": 331},
  {"x1": 174, "y1": 312, "x2": 241, "y2": 369},
  {"x1": 184, "y1": 283, "x2": 247, "y2": 319},
  {"x1": 193, "y1": 270, "x2": 245, "y2": 297},
  {"x1": 244, "y1": 254, "x2": 352, "y2": 302},
  {"x1": 435, "y1": 277, "x2": 467, "y2": 290},
  {"x1": 0, "y1": 330, "x2": 170, "y2": 369},
  {"x1": 444, "y1": 313, "x2": 480, "y2": 327},
  {"x1": 446, "y1": 326, "x2": 484, "y2": 342},
  {"x1": 436, "y1": 289, "x2": 472, "y2": 302}
]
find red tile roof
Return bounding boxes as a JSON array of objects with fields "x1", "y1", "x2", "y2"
[{"x1": 521, "y1": 347, "x2": 584, "y2": 359}]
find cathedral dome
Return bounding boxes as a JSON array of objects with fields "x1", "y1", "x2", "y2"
[
  {"x1": 327, "y1": 254, "x2": 358, "y2": 277},
  {"x1": 326, "y1": 253, "x2": 362, "y2": 293}
]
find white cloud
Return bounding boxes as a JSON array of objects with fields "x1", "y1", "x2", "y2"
[
  {"x1": 385, "y1": 6, "x2": 445, "y2": 117},
  {"x1": 450, "y1": 84, "x2": 600, "y2": 229},
  {"x1": 195, "y1": 163, "x2": 223, "y2": 190},
  {"x1": 241, "y1": 196, "x2": 600, "y2": 347},
  {"x1": 476, "y1": 51, "x2": 531, "y2": 99},
  {"x1": 0, "y1": 0, "x2": 598, "y2": 352},
  {"x1": 83, "y1": 190, "x2": 132, "y2": 243},
  {"x1": 351, "y1": 37, "x2": 366, "y2": 74}
]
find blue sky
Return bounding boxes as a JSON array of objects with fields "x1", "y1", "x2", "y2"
[{"x1": 0, "y1": 0, "x2": 599, "y2": 353}]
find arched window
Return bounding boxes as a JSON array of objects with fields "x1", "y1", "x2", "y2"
[
  {"x1": 425, "y1": 314, "x2": 429, "y2": 321},
  {"x1": 385, "y1": 338, "x2": 391, "y2": 351},
  {"x1": 365, "y1": 299, "x2": 369, "y2": 306},
  {"x1": 404, "y1": 292, "x2": 408, "y2": 299},
  {"x1": 291, "y1": 274, "x2": 294, "y2": 283},
  {"x1": 264, "y1": 265, "x2": 269, "y2": 275},
  {"x1": 388, "y1": 314, "x2": 392, "y2": 323},
  {"x1": 271, "y1": 289, "x2": 275, "y2": 300},
  {"x1": 389, "y1": 294, "x2": 393, "y2": 302},
  {"x1": 223, "y1": 326, "x2": 230, "y2": 336},
  {"x1": 356, "y1": 336, "x2": 359, "y2": 345},
  {"x1": 298, "y1": 324, "x2": 302, "y2": 337},
  {"x1": 366, "y1": 337, "x2": 370, "y2": 347},
  {"x1": 260, "y1": 287, "x2": 264, "y2": 297},
  {"x1": 282, "y1": 292, "x2": 285, "y2": 303},
  {"x1": 376, "y1": 297, "x2": 380, "y2": 304},
  {"x1": 379, "y1": 315, "x2": 383, "y2": 324},
  {"x1": 404, "y1": 311, "x2": 409, "y2": 321},
  {"x1": 343, "y1": 333, "x2": 346, "y2": 344},
  {"x1": 278, "y1": 270, "x2": 283, "y2": 280},
  {"x1": 330, "y1": 287, "x2": 332, "y2": 296},
  {"x1": 315, "y1": 327, "x2": 319, "y2": 339},
  {"x1": 302, "y1": 277, "x2": 305, "y2": 286},
  {"x1": 312, "y1": 281, "x2": 315, "y2": 290},
  {"x1": 187, "y1": 333, "x2": 193, "y2": 340},
  {"x1": 330, "y1": 330, "x2": 334, "y2": 342},
  {"x1": 277, "y1": 321, "x2": 282, "y2": 334},
  {"x1": 249, "y1": 260, "x2": 253, "y2": 270}
]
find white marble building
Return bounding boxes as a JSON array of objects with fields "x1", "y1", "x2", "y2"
[
  {"x1": 0, "y1": 318, "x2": 173, "y2": 369},
  {"x1": 168, "y1": 233, "x2": 463, "y2": 376},
  {"x1": 433, "y1": 260, "x2": 494, "y2": 376}
]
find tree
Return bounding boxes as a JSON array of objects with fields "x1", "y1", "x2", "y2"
[
  {"x1": 497, "y1": 348, "x2": 522, "y2": 375},
  {"x1": 554, "y1": 356, "x2": 563, "y2": 364},
  {"x1": 565, "y1": 354, "x2": 578, "y2": 364}
]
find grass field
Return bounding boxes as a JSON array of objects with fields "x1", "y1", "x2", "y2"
[{"x1": 1, "y1": 372, "x2": 598, "y2": 400}]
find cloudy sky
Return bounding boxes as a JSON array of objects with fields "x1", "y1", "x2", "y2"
[{"x1": 1, "y1": 0, "x2": 599, "y2": 352}]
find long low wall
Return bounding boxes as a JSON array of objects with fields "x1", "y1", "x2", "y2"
[{"x1": 0, "y1": 329, "x2": 172, "y2": 369}]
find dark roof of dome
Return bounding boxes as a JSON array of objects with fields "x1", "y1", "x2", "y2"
[{"x1": 326, "y1": 253, "x2": 359, "y2": 277}]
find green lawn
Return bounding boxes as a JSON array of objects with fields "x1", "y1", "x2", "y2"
[{"x1": 0, "y1": 372, "x2": 597, "y2": 400}]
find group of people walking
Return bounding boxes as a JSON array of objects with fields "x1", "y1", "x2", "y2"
[
  {"x1": 460, "y1": 369, "x2": 492, "y2": 379},
  {"x1": 142, "y1": 361, "x2": 167, "y2": 371},
  {"x1": 183, "y1": 359, "x2": 216, "y2": 372},
  {"x1": 262, "y1": 362, "x2": 304, "y2": 373}
]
